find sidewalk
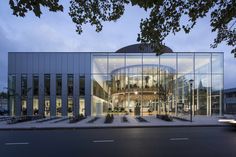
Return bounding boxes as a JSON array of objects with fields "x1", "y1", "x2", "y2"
[{"x1": 0, "y1": 115, "x2": 228, "y2": 130}]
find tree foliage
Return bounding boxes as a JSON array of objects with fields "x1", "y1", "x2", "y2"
[
  {"x1": 9, "y1": 0, "x2": 236, "y2": 56},
  {"x1": 9, "y1": 0, "x2": 63, "y2": 17}
]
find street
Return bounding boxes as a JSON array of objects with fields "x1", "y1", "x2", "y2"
[{"x1": 0, "y1": 127, "x2": 236, "y2": 157}]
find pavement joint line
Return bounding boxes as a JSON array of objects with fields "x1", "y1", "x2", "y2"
[
  {"x1": 5, "y1": 142, "x2": 29, "y2": 145},
  {"x1": 92, "y1": 140, "x2": 114, "y2": 143},
  {"x1": 169, "y1": 138, "x2": 189, "y2": 141}
]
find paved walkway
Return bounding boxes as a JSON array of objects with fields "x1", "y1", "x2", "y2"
[{"x1": 0, "y1": 115, "x2": 230, "y2": 130}]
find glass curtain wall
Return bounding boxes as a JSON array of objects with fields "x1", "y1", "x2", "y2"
[{"x1": 91, "y1": 52, "x2": 223, "y2": 116}]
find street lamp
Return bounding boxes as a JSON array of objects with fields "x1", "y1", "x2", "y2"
[
  {"x1": 134, "y1": 91, "x2": 141, "y2": 116},
  {"x1": 189, "y1": 79, "x2": 194, "y2": 122}
]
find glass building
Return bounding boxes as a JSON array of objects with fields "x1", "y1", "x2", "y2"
[{"x1": 8, "y1": 44, "x2": 224, "y2": 117}]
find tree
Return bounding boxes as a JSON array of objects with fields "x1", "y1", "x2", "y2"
[{"x1": 9, "y1": 0, "x2": 236, "y2": 56}]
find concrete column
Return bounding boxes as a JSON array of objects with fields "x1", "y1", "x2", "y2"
[
  {"x1": 50, "y1": 74, "x2": 56, "y2": 116},
  {"x1": 27, "y1": 74, "x2": 33, "y2": 115},
  {"x1": 85, "y1": 74, "x2": 91, "y2": 116},
  {"x1": 15, "y1": 74, "x2": 21, "y2": 116},
  {"x1": 62, "y1": 74, "x2": 68, "y2": 116},
  {"x1": 38, "y1": 74, "x2": 45, "y2": 116}
]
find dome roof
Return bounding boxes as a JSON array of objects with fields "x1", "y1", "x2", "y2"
[{"x1": 116, "y1": 43, "x2": 173, "y2": 53}]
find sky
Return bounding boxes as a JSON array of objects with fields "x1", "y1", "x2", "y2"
[{"x1": 0, "y1": 1, "x2": 235, "y2": 91}]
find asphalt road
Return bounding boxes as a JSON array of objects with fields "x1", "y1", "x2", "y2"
[{"x1": 0, "y1": 127, "x2": 236, "y2": 157}]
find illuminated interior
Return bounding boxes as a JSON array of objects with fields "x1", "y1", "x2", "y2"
[{"x1": 91, "y1": 53, "x2": 223, "y2": 116}]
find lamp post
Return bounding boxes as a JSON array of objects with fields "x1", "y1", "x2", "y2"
[
  {"x1": 134, "y1": 91, "x2": 141, "y2": 116},
  {"x1": 189, "y1": 79, "x2": 194, "y2": 122}
]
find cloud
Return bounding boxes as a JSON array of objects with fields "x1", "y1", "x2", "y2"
[{"x1": 0, "y1": 1, "x2": 235, "y2": 91}]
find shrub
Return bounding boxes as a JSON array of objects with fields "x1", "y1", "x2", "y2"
[
  {"x1": 69, "y1": 114, "x2": 86, "y2": 123},
  {"x1": 136, "y1": 116, "x2": 148, "y2": 122},
  {"x1": 104, "y1": 113, "x2": 114, "y2": 123},
  {"x1": 156, "y1": 114, "x2": 173, "y2": 122},
  {"x1": 122, "y1": 116, "x2": 128, "y2": 122}
]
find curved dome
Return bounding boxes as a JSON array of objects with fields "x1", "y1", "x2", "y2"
[{"x1": 116, "y1": 43, "x2": 173, "y2": 53}]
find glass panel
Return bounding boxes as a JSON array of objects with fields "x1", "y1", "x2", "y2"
[
  {"x1": 33, "y1": 98, "x2": 39, "y2": 115},
  {"x1": 160, "y1": 53, "x2": 176, "y2": 73},
  {"x1": 178, "y1": 53, "x2": 194, "y2": 74},
  {"x1": 8, "y1": 74, "x2": 16, "y2": 116},
  {"x1": 176, "y1": 74, "x2": 194, "y2": 117},
  {"x1": 212, "y1": 53, "x2": 223, "y2": 74},
  {"x1": 92, "y1": 75, "x2": 110, "y2": 115},
  {"x1": 56, "y1": 97, "x2": 62, "y2": 116},
  {"x1": 92, "y1": 55, "x2": 108, "y2": 73},
  {"x1": 92, "y1": 75, "x2": 109, "y2": 101},
  {"x1": 126, "y1": 55, "x2": 142, "y2": 74},
  {"x1": 21, "y1": 74, "x2": 27, "y2": 97},
  {"x1": 195, "y1": 53, "x2": 211, "y2": 74},
  {"x1": 80, "y1": 98, "x2": 85, "y2": 115},
  {"x1": 68, "y1": 98, "x2": 73, "y2": 116},
  {"x1": 125, "y1": 58, "x2": 142, "y2": 115},
  {"x1": 68, "y1": 74, "x2": 73, "y2": 96},
  {"x1": 44, "y1": 98, "x2": 50, "y2": 116},
  {"x1": 143, "y1": 54, "x2": 159, "y2": 68},
  {"x1": 21, "y1": 74, "x2": 27, "y2": 115},
  {"x1": 56, "y1": 74, "x2": 62, "y2": 96},
  {"x1": 211, "y1": 74, "x2": 223, "y2": 115},
  {"x1": 33, "y1": 75, "x2": 39, "y2": 96},
  {"x1": 80, "y1": 76, "x2": 85, "y2": 96},
  {"x1": 108, "y1": 54, "x2": 125, "y2": 73},
  {"x1": 126, "y1": 73, "x2": 142, "y2": 115},
  {"x1": 21, "y1": 99, "x2": 27, "y2": 115},
  {"x1": 44, "y1": 74, "x2": 50, "y2": 116},
  {"x1": 194, "y1": 74, "x2": 211, "y2": 115},
  {"x1": 44, "y1": 74, "x2": 50, "y2": 96}
]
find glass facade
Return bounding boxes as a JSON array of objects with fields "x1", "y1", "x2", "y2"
[{"x1": 91, "y1": 52, "x2": 224, "y2": 116}]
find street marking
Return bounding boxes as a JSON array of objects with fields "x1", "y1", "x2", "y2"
[
  {"x1": 169, "y1": 138, "x2": 189, "y2": 141},
  {"x1": 93, "y1": 140, "x2": 114, "y2": 143},
  {"x1": 5, "y1": 142, "x2": 29, "y2": 145}
]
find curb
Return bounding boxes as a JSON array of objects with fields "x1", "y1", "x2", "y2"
[{"x1": 0, "y1": 124, "x2": 227, "y2": 131}]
